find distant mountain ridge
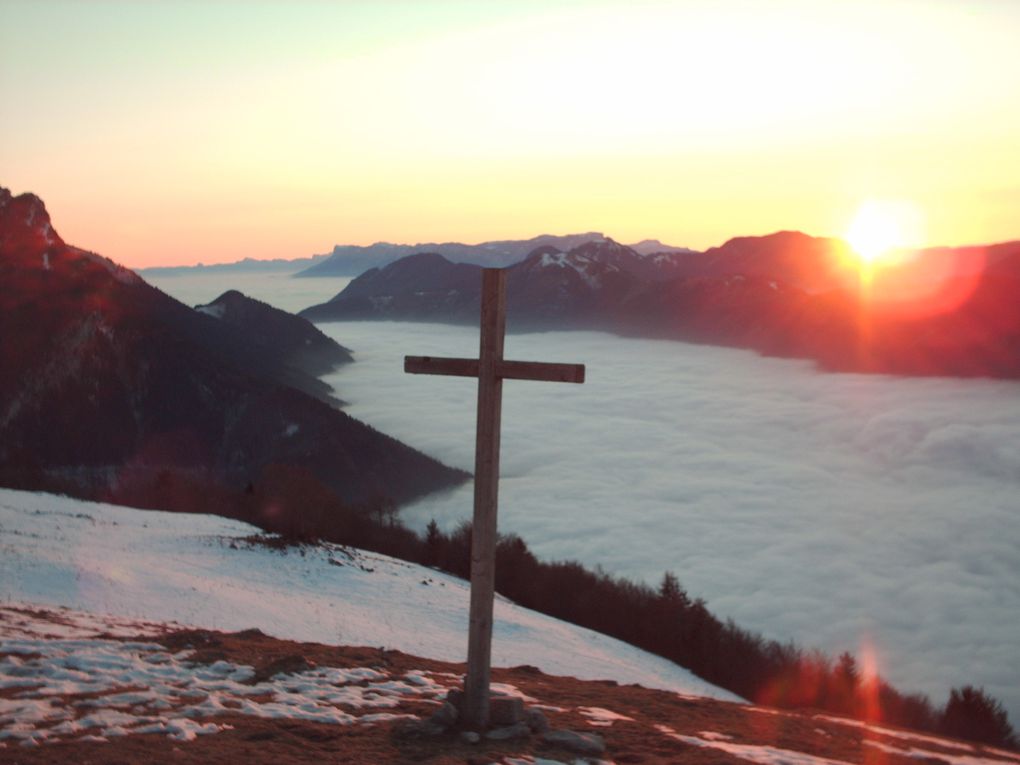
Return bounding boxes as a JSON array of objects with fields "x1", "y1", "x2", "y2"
[
  {"x1": 300, "y1": 233, "x2": 1020, "y2": 379},
  {"x1": 299, "y1": 237, "x2": 717, "y2": 326},
  {"x1": 0, "y1": 186, "x2": 467, "y2": 510},
  {"x1": 134, "y1": 233, "x2": 696, "y2": 279},
  {"x1": 139, "y1": 254, "x2": 327, "y2": 277},
  {"x1": 292, "y1": 232, "x2": 695, "y2": 277},
  {"x1": 628, "y1": 238, "x2": 698, "y2": 256},
  {"x1": 294, "y1": 232, "x2": 613, "y2": 277}
]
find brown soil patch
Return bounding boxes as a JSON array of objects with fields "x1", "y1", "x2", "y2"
[{"x1": 2, "y1": 625, "x2": 1014, "y2": 765}]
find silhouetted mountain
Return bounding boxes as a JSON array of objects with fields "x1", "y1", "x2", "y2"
[
  {"x1": 300, "y1": 230, "x2": 1020, "y2": 379},
  {"x1": 902, "y1": 240, "x2": 1020, "y2": 280},
  {"x1": 294, "y1": 232, "x2": 610, "y2": 277},
  {"x1": 502, "y1": 239, "x2": 647, "y2": 328},
  {"x1": 677, "y1": 231, "x2": 856, "y2": 291},
  {"x1": 618, "y1": 236, "x2": 1020, "y2": 377},
  {"x1": 300, "y1": 252, "x2": 484, "y2": 323},
  {"x1": 196, "y1": 290, "x2": 353, "y2": 377},
  {"x1": 633, "y1": 232, "x2": 1020, "y2": 293},
  {"x1": 299, "y1": 239, "x2": 650, "y2": 329},
  {"x1": 0, "y1": 187, "x2": 467, "y2": 508},
  {"x1": 138, "y1": 254, "x2": 327, "y2": 277},
  {"x1": 658, "y1": 233, "x2": 1020, "y2": 293},
  {"x1": 627, "y1": 238, "x2": 698, "y2": 256}
]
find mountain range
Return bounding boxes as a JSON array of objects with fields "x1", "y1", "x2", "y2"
[
  {"x1": 293, "y1": 232, "x2": 695, "y2": 277},
  {"x1": 138, "y1": 253, "x2": 328, "y2": 277},
  {"x1": 0, "y1": 187, "x2": 466, "y2": 514},
  {"x1": 300, "y1": 234, "x2": 1020, "y2": 379}
]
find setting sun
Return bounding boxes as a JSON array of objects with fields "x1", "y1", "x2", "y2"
[{"x1": 845, "y1": 200, "x2": 924, "y2": 265}]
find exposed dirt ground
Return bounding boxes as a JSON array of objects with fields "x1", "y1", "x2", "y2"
[{"x1": 2, "y1": 621, "x2": 1016, "y2": 765}]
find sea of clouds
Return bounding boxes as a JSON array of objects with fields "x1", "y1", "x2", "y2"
[
  {"x1": 317, "y1": 319, "x2": 1020, "y2": 722},
  {"x1": 147, "y1": 272, "x2": 1020, "y2": 723},
  {"x1": 145, "y1": 271, "x2": 350, "y2": 315}
]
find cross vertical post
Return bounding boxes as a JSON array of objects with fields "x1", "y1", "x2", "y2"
[
  {"x1": 464, "y1": 268, "x2": 505, "y2": 730},
  {"x1": 404, "y1": 268, "x2": 585, "y2": 730}
]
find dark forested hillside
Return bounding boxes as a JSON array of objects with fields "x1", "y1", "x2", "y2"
[
  {"x1": 0, "y1": 187, "x2": 467, "y2": 508},
  {"x1": 195, "y1": 289, "x2": 353, "y2": 377}
]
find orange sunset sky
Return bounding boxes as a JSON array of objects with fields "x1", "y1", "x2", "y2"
[{"x1": 1, "y1": 0, "x2": 1018, "y2": 268}]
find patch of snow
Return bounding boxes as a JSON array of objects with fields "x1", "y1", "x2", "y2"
[
  {"x1": 862, "y1": 739, "x2": 1013, "y2": 765},
  {"x1": 578, "y1": 706, "x2": 633, "y2": 727},
  {"x1": 657, "y1": 725, "x2": 853, "y2": 765},
  {"x1": 357, "y1": 712, "x2": 419, "y2": 724},
  {"x1": 0, "y1": 603, "x2": 182, "y2": 640},
  {"x1": 538, "y1": 251, "x2": 601, "y2": 288},
  {"x1": 0, "y1": 489, "x2": 742, "y2": 703},
  {"x1": 745, "y1": 706, "x2": 793, "y2": 717},
  {"x1": 489, "y1": 682, "x2": 537, "y2": 703},
  {"x1": 987, "y1": 749, "x2": 1020, "y2": 764},
  {"x1": 699, "y1": 730, "x2": 734, "y2": 740},
  {"x1": 283, "y1": 423, "x2": 299, "y2": 437},
  {"x1": 0, "y1": 618, "x2": 466, "y2": 745},
  {"x1": 814, "y1": 714, "x2": 977, "y2": 752},
  {"x1": 540, "y1": 252, "x2": 568, "y2": 268},
  {"x1": 196, "y1": 304, "x2": 225, "y2": 319},
  {"x1": 132, "y1": 718, "x2": 225, "y2": 742},
  {"x1": 41, "y1": 252, "x2": 50, "y2": 270}
]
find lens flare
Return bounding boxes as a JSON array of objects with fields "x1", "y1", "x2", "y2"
[{"x1": 857, "y1": 636, "x2": 883, "y2": 724}]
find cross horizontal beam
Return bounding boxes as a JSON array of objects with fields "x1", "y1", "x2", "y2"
[{"x1": 405, "y1": 355, "x2": 585, "y2": 384}]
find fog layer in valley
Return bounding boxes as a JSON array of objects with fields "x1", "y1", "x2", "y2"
[
  {"x1": 145, "y1": 272, "x2": 350, "y2": 314},
  {"x1": 317, "y1": 319, "x2": 1020, "y2": 721}
]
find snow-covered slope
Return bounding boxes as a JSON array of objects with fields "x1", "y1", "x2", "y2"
[{"x1": 0, "y1": 488, "x2": 739, "y2": 702}]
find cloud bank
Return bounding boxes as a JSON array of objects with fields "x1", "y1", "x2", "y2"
[{"x1": 320, "y1": 320, "x2": 1020, "y2": 722}]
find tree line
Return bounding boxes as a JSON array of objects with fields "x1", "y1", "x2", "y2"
[
  {"x1": 232, "y1": 465, "x2": 1015, "y2": 750},
  {"x1": 421, "y1": 519, "x2": 1015, "y2": 750}
]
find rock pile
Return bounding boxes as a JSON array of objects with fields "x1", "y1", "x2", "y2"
[{"x1": 399, "y1": 687, "x2": 607, "y2": 757}]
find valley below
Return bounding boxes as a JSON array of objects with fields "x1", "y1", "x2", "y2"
[
  {"x1": 140, "y1": 266, "x2": 1020, "y2": 725},
  {"x1": 39, "y1": 264, "x2": 1020, "y2": 733}
]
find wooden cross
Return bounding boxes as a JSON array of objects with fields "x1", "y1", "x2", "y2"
[{"x1": 404, "y1": 268, "x2": 585, "y2": 730}]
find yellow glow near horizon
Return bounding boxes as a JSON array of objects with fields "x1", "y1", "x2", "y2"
[
  {"x1": 1, "y1": 1, "x2": 1019, "y2": 267},
  {"x1": 845, "y1": 200, "x2": 924, "y2": 265}
]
